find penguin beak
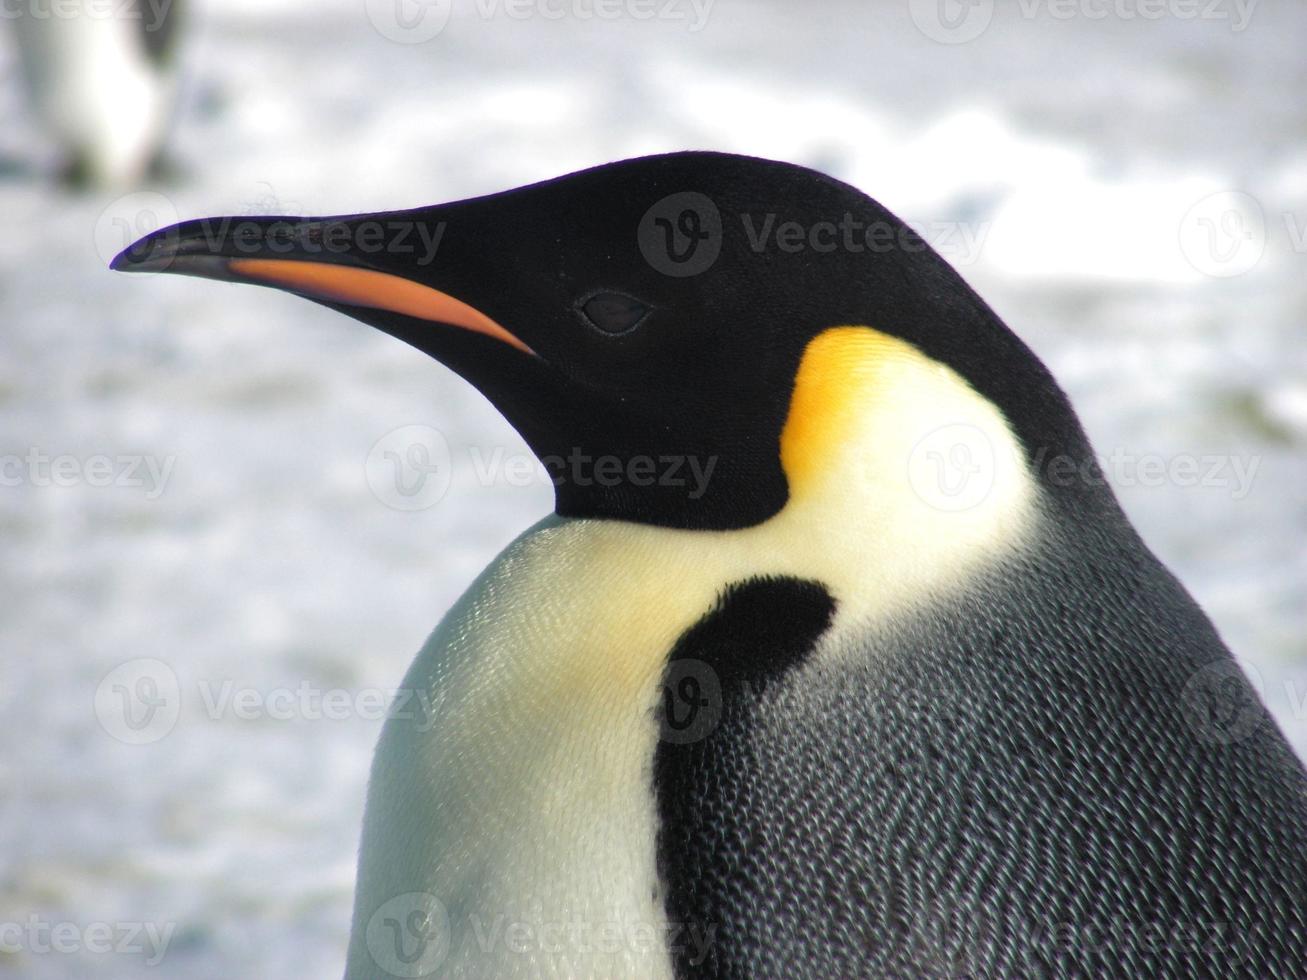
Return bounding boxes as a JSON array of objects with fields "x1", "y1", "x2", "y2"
[{"x1": 110, "y1": 215, "x2": 533, "y2": 355}]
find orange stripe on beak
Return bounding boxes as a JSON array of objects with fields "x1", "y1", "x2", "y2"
[{"x1": 227, "y1": 258, "x2": 533, "y2": 355}]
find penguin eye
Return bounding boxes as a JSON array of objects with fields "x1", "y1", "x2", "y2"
[{"x1": 577, "y1": 291, "x2": 651, "y2": 335}]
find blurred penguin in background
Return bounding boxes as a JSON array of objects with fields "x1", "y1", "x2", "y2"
[{"x1": 10, "y1": 0, "x2": 185, "y2": 188}]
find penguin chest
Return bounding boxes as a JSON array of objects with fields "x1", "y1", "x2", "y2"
[{"x1": 348, "y1": 516, "x2": 721, "y2": 979}]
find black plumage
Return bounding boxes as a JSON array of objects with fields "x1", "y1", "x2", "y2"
[{"x1": 656, "y1": 512, "x2": 1307, "y2": 977}]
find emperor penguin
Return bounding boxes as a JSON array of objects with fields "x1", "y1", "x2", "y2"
[
  {"x1": 113, "y1": 152, "x2": 1307, "y2": 978},
  {"x1": 10, "y1": 0, "x2": 184, "y2": 187}
]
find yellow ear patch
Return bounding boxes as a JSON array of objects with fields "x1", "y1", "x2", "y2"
[
  {"x1": 779, "y1": 326, "x2": 925, "y2": 495},
  {"x1": 778, "y1": 324, "x2": 1028, "y2": 517}
]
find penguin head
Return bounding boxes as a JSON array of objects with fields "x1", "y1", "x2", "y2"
[{"x1": 113, "y1": 151, "x2": 1091, "y2": 530}]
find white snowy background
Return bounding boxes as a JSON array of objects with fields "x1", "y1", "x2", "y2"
[{"x1": 1, "y1": 0, "x2": 1304, "y2": 976}]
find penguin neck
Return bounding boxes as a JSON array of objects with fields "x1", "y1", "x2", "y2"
[
  {"x1": 344, "y1": 327, "x2": 1042, "y2": 976},
  {"x1": 529, "y1": 324, "x2": 1040, "y2": 628}
]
